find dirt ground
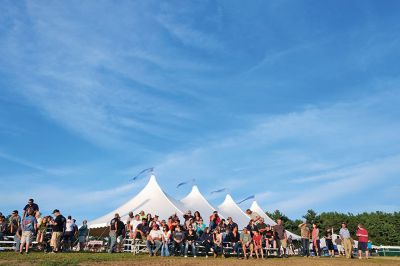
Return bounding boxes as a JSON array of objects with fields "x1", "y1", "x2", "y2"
[{"x1": 0, "y1": 253, "x2": 399, "y2": 266}]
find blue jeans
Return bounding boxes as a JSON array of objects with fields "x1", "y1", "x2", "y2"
[
  {"x1": 146, "y1": 240, "x2": 162, "y2": 255},
  {"x1": 161, "y1": 242, "x2": 170, "y2": 256},
  {"x1": 172, "y1": 241, "x2": 184, "y2": 256},
  {"x1": 233, "y1": 242, "x2": 241, "y2": 258},
  {"x1": 185, "y1": 242, "x2": 196, "y2": 256},
  {"x1": 108, "y1": 231, "x2": 117, "y2": 253},
  {"x1": 213, "y1": 244, "x2": 222, "y2": 255},
  {"x1": 302, "y1": 238, "x2": 310, "y2": 256}
]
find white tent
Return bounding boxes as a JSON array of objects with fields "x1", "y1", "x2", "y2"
[
  {"x1": 88, "y1": 175, "x2": 185, "y2": 228},
  {"x1": 181, "y1": 185, "x2": 220, "y2": 219},
  {"x1": 217, "y1": 194, "x2": 250, "y2": 229},
  {"x1": 250, "y1": 201, "x2": 301, "y2": 240}
]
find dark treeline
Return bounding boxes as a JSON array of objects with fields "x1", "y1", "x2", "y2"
[{"x1": 266, "y1": 209, "x2": 400, "y2": 246}]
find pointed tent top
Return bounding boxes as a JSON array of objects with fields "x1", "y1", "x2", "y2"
[
  {"x1": 249, "y1": 200, "x2": 301, "y2": 240},
  {"x1": 181, "y1": 185, "x2": 217, "y2": 217},
  {"x1": 250, "y1": 200, "x2": 260, "y2": 210},
  {"x1": 223, "y1": 194, "x2": 235, "y2": 204},
  {"x1": 88, "y1": 174, "x2": 185, "y2": 228},
  {"x1": 191, "y1": 185, "x2": 200, "y2": 194},
  {"x1": 217, "y1": 194, "x2": 249, "y2": 228}
]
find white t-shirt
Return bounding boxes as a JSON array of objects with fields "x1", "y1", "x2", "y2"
[
  {"x1": 149, "y1": 229, "x2": 163, "y2": 239},
  {"x1": 162, "y1": 231, "x2": 171, "y2": 241},
  {"x1": 131, "y1": 219, "x2": 141, "y2": 230},
  {"x1": 65, "y1": 219, "x2": 73, "y2": 232}
]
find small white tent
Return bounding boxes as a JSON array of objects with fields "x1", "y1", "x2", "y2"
[
  {"x1": 250, "y1": 201, "x2": 301, "y2": 240},
  {"x1": 88, "y1": 175, "x2": 185, "y2": 228},
  {"x1": 217, "y1": 194, "x2": 250, "y2": 229},
  {"x1": 181, "y1": 185, "x2": 220, "y2": 219}
]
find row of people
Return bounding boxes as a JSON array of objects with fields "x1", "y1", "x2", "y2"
[
  {"x1": 109, "y1": 210, "x2": 292, "y2": 258},
  {"x1": 0, "y1": 199, "x2": 89, "y2": 254}
]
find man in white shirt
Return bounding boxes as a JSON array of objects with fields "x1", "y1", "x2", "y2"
[
  {"x1": 146, "y1": 224, "x2": 163, "y2": 256},
  {"x1": 64, "y1": 216, "x2": 76, "y2": 251},
  {"x1": 130, "y1": 214, "x2": 141, "y2": 239}
]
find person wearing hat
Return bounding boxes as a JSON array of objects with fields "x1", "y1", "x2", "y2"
[
  {"x1": 108, "y1": 213, "x2": 120, "y2": 253},
  {"x1": 339, "y1": 222, "x2": 352, "y2": 259},
  {"x1": 49, "y1": 209, "x2": 66, "y2": 253},
  {"x1": 298, "y1": 219, "x2": 310, "y2": 257}
]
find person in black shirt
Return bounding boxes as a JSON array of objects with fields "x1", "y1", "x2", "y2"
[
  {"x1": 246, "y1": 219, "x2": 257, "y2": 237},
  {"x1": 135, "y1": 218, "x2": 149, "y2": 241},
  {"x1": 264, "y1": 224, "x2": 275, "y2": 250},
  {"x1": 49, "y1": 209, "x2": 65, "y2": 252},
  {"x1": 184, "y1": 226, "x2": 197, "y2": 257},
  {"x1": 227, "y1": 226, "x2": 241, "y2": 259},
  {"x1": 199, "y1": 227, "x2": 213, "y2": 258},
  {"x1": 116, "y1": 219, "x2": 126, "y2": 252},
  {"x1": 23, "y1": 199, "x2": 39, "y2": 218},
  {"x1": 226, "y1": 217, "x2": 238, "y2": 232},
  {"x1": 108, "y1": 213, "x2": 120, "y2": 253}
]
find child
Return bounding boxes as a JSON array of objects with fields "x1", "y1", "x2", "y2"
[{"x1": 252, "y1": 230, "x2": 264, "y2": 259}]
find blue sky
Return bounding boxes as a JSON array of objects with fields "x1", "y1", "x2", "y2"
[{"x1": 1, "y1": 0, "x2": 399, "y2": 222}]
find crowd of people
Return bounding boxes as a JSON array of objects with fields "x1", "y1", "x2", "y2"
[
  {"x1": 108, "y1": 208, "x2": 371, "y2": 260},
  {"x1": 0, "y1": 199, "x2": 88, "y2": 254},
  {"x1": 0, "y1": 198, "x2": 371, "y2": 260}
]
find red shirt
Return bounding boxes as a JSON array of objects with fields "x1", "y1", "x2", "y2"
[
  {"x1": 357, "y1": 228, "x2": 368, "y2": 243},
  {"x1": 253, "y1": 234, "x2": 262, "y2": 245}
]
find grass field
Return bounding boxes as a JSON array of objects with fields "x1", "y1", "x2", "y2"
[{"x1": 0, "y1": 252, "x2": 399, "y2": 266}]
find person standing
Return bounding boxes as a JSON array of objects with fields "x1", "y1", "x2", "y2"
[
  {"x1": 339, "y1": 222, "x2": 352, "y2": 259},
  {"x1": 356, "y1": 224, "x2": 369, "y2": 259},
  {"x1": 64, "y1": 216, "x2": 75, "y2": 251},
  {"x1": 19, "y1": 209, "x2": 37, "y2": 254},
  {"x1": 335, "y1": 236, "x2": 344, "y2": 256},
  {"x1": 50, "y1": 209, "x2": 66, "y2": 253},
  {"x1": 273, "y1": 219, "x2": 288, "y2": 258},
  {"x1": 325, "y1": 228, "x2": 335, "y2": 257},
  {"x1": 78, "y1": 220, "x2": 88, "y2": 251},
  {"x1": 311, "y1": 223, "x2": 320, "y2": 257},
  {"x1": 298, "y1": 220, "x2": 310, "y2": 257},
  {"x1": 108, "y1": 213, "x2": 120, "y2": 253}
]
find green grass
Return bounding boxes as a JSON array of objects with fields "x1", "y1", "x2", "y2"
[{"x1": 0, "y1": 252, "x2": 399, "y2": 266}]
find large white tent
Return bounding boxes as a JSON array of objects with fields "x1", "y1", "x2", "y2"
[
  {"x1": 181, "y1": 185, "x2": 221, "y2": 219},
  {"x1": 217, "y1": 194, "x2": 250, "y2": 229},
  {"x1": 250, "y1": 201, "x2": 301, "y2": 240},
  {"x1": 88, "y1": 175, "x2": 185, "y2": 228}
]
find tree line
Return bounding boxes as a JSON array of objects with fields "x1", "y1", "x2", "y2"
[{"x1": 266, "y1": 209, "x2": 400, "y2": 246}]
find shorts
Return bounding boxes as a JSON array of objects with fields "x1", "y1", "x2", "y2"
[
  {"x1": 277, "y1": 239, "x2": 287, "y2": 248},
  {"x1": 326, "y1": 239, "x2": 334, "y2": 250},
  {"x1": 21, "y1": 231, "x2": 33, "y2": 244},
  {"x1": 51, "y1": 232, "x2": 63, "y2": 249},
  {"x1": 79, "y1": 236, "x2": 87, "y2": 243},
  {"x1": 358, "y1": 242, "x2": 368, "y2": 251}
]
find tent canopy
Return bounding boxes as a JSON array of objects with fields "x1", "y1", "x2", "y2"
[
  {"x1": 181, "y1": 185, "x2": 219, "y2": 219},
  {"x1": 88, "y1": 175, "x2": 185, "y2": 228},
  {"x1": 217, "y1": 194, "x2": 250, "y2": 229}
]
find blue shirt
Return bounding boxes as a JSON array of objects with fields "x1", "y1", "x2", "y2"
[{"x1": 22, "y1": 216, "x2": 37, "y2": 233}]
